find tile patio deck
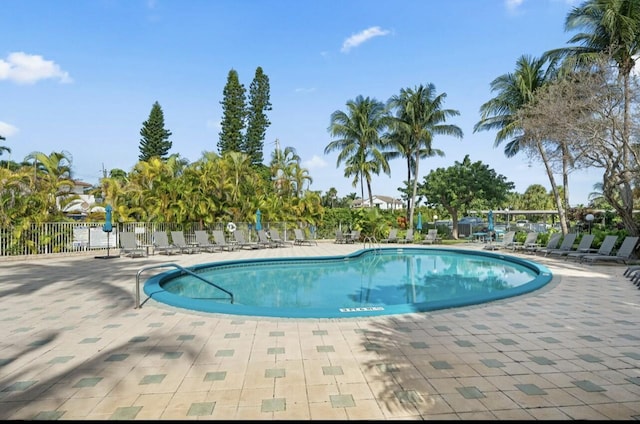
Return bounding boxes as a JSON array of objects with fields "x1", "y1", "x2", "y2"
[{"x1": 1, "y1": 241, "x2": 639, "y2": 420}]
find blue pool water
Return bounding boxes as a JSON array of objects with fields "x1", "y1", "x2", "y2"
[{"x1": 144, "y1": 247, "x2": 552, "y2": 318}]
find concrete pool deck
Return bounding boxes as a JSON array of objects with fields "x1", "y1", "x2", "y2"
[{"x1": 1, "y1": 241, "x2": 639, "y2": 420}]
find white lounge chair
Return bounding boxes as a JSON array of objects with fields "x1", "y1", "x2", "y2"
[
  {"x1": 513, "y1": 231, "x2": 539, "y2": 251},
  {"x1": 567, "y1": 235, "x2": 618, "y2": 261},
  {"x1": 581, "y1": 236, "x2": 638, "y2": 265},
  {"x1": 153, "y1": 231, "x2": 181, "y2": 255},
  {"x1": 294, "y1": 228, "x2": 317, "y2": 246},
  {"x1": 547, "y1": 233, "x2": 593, "y2": 258},
  {"x1": 529, "y1": 232, "x2": 561, "y2": 255},
  {"x1": 543, "y1": 233, "x2": 577, "y2": 256},
  {"x1": 194, "y1": 230, "x2": 218, "y2": 253},
  {"x1": 268, "y1": 228, "x2": 292, "y2": 247},
  {"x1": 257, "y1": 229, "x2": 277, "y2": 248},
  {"x1": 119, "y1": 232, "x2": 146, "y2": 258},
  {"x1": 398, "y1": 229, "x2": 414, "y2": 244},
  {"x1": 212, "y1": 230, "x2": 237, "y2": 251},
  {"x1": 421, "y1": 229, "x2": 440, "y2": 245},
  {"x1": 233, "y1": 229, "x2": 261, "y2": 249},
  {"x1": 347, "y1": 229, "x2": 360, "y2": 244},
  {"x1": 171, "y1": 230, "x2": 200, "y2": 254},
  {"x1": 381, "y1": 228, "x2": 399, "y2": 243},
  {"x1": 484, "y1": 231, "x2": 516, "y2": 250}
]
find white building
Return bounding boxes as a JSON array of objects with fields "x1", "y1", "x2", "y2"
[{"x1": 351, "y1": 195, "x2": 404, "y2": 210}]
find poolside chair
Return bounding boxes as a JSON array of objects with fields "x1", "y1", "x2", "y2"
[
  {"x1": 529, "y1": 232, "x2": 561, "y2": 255},
  {"x1": 334, "y1": 229, "x2": 347, "y2": 244},
  {"x1": 624, "y1": 265, "x2": 639, "y2": 275},
  {"x1": 580, "y1": 236, "x2": 638, "y2": 264},
  {"x1": 347, "y1": 229, "x2": 360, "y2": 244},
  {"x1": 543, "y1": 232, "x2": 577, "y2": 256},
  {"x1": 293, "y1": 228, "x2": 317, "y2": 246},
  {"x1": 513, "y1": 231, "x2": 539, "y2": 251},
  {"x1": 153, "y1": 231, "x2": 181, "y2": 255},
  {"x1": 212, "y1": 230, "x2": 238, "y2": 251},
  {"x1": 194, "y1": 230, "x2": 218, "y2": 253},
  {"x1": 257, "y1": 229, "x2": 277, "y2": 248},
  {"x1": 421, "y1": 229, "x2": 440, "y2": 245},
  {"x1": 547, "y1": 233, "x2": 593, "y2": 258},
  {"x1": 119, "y1": 231, "x2": 146, "y2": 258},
  {"x1": 268, "y1": 228, "x2": 292, "y2": 247},
  {"x1": 398, "y1": 229, "x2": 414, "y2": 244},
  {"x1": 171, "y1": 230, "x2": 200, "y2": 254},
  {"x1": 381, "y1": 228, "x2": 399, "y2": 243},
  {"x1": 565, "y1": 234, "x2": 618, "y2": 261},
  {"x1": 484, "y1": 230, "x2": 516, "y2": 250},
  {"x1": 233, "y1": 229, "x2": 262, "y2": 249}
]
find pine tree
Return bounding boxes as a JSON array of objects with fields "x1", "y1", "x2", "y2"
[
  {"x1": 218, "y1": 69, "x2": 247, "y2": 154},
  {"x1": 243, "y1": 66, "x2": 272, "y2": 166},
  {"x1": 138, "y1": 101, "x2": 173, "y2": 161}
]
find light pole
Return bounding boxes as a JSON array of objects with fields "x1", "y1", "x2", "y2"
[{"x1": 585, "y1": 213, "x2": 594, "y2": 234}]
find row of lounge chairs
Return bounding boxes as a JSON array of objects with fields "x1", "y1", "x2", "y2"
[
  {"x1": 483, "y1": 231, "x2": 639, "y2": 264},
  {"x1": 337, "y1": 228, "x2": 440, "y2": 245},
  {"x1": 623, "y1": 264, "x2": 640, "y2": 287},
  {"x1": 119, "y1": 228, "x2": 309, "y2": 257}
]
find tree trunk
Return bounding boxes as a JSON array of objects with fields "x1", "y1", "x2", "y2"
[
  {"x1": 409, "y1": 153, "x2": 420, "y2": 230},
  {"x1": 536, "y1": 140, "x2": 569, "y2": 235},
  {"x1": 405, "y1": 156, "x2": 412, "y2": 222}
]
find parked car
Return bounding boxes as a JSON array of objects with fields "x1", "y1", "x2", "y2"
[{"x1": 516, "y1": 219, "x2": 529, "y2": 227}]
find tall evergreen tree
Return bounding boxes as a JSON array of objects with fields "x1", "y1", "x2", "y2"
[
  {"x1": 138, "y1": 101, "x2": 173, "y2": 161},
  {"x1": 218, "y1": 69, "x2": 247, "y2": 154},
  {"x1": 243, "y1": 66, "x2": 272, "y2": 166}
]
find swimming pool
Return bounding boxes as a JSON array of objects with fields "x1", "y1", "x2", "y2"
[{"x1": 143, "y1": 247, "x2": 552, "y2": 318}]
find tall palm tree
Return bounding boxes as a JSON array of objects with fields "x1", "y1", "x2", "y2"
[
  {"x1": 473, "y1": 55, "x2": 575, "y2": 233},
  {"x1": 325, "y1": 95, "x2": 390, "y2": 208},
  {"x1": 386, "y1": 84, "x2": 462, "y2": 229}
]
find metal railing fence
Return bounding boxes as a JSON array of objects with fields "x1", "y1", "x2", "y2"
[{"x1": 0, "y1": 221, "x2": 302, "y2": 258}]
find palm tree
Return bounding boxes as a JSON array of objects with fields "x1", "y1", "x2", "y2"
[
  {"x1": 270, "y1": 145, "x2": 301, "y2": 197},
  {"x1": 473, "y1": 55, "x2": 575, "y2": 234},
  {"x1": 0, "y1": 134, "x2": 10, "y2": 156},
  {"x1": 386, "y1": 84, "x2": 463, "y2": 229},
  {"x1": 325, "y1": 95, "x2": 390, "y2": 208}
]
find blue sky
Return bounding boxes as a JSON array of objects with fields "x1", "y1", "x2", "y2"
[{"x1": 1, "y1": 0, "x2": 599, "y2": 206}]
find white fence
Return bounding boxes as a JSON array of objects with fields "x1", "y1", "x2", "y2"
[{"x1": 0, "y1": 221, "x2": 294, "y2": 258}]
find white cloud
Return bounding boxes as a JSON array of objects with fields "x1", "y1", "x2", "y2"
[
  {"x1": 0, "y1": 52, "x2": 72, "y2": 85},
  {"x1": 0, "y1": 121, "x2": 19, "y2": 137},
  {"x1": 341, "y1": 26, "x2": 391, "y2": 53},
  {"x1": 505, "y1": 0, "x2": 524, "y2": 13},
  {"x1": 303, "y1": 155, "x2": 328, "y2": 170}
]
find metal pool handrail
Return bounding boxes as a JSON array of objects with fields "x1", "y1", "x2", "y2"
[
  {"x1": 362, "y1": 236, "x2": 380, "y2": 251},
  {"x1": 135, "y1": 263, "x2": 234, "y2": 309}
]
